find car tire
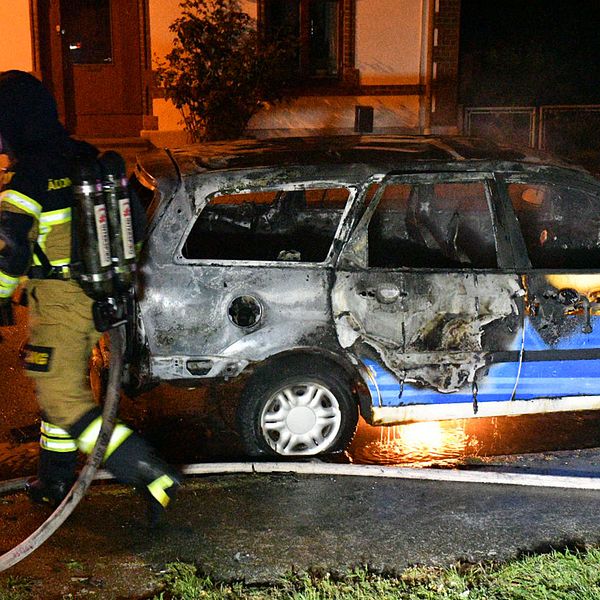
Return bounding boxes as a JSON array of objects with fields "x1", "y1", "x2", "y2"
[{"x1": 237, "y1": 360, "x2": 359, "y2": 458}]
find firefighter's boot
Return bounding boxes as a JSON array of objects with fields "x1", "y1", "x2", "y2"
[
  {"x1": 27, "y1": 421, "x2": 78, "y2": 507},
  {"x1": 71, "y1": 408, "x2": 181, "y2": 526},
  {"x1": 103, "y1": 434, "x2": 181, "y2": 526}
]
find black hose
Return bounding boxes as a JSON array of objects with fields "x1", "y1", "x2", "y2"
[{"x1": 0, "y1": 325, "x2": 124, "y2": 572}]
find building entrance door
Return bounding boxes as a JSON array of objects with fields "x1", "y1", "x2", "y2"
[{"x1": 40, "y1": 0, "x2": 147, "y2": 137}]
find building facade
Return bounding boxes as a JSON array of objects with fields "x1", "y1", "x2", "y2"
[{"x1": 2, "y1": 1, "x2": 461, "y2": 143}]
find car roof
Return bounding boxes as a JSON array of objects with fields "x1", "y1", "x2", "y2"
[{"x1": 136, "y1": 134, "x2": 596, "y2": 187}]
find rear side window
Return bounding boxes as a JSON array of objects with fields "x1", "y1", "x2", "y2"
[
  {"x1": 368, "y1": 181, "x2": 497, "y2": 268},
  {"x1": 182, "y1": 187, "x2": 350, "y2": 262},
  {"x1": 508, "y1": 182, "x2": 600, "y2": 269}
]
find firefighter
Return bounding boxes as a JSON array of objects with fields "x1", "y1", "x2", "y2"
[{"x1": 0, "y1": 70, "x2": 179, "y2": 524}]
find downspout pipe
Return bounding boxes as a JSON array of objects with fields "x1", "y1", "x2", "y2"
[{"x1": 419, "y1": 0, "x2": 435, "y2": 134}]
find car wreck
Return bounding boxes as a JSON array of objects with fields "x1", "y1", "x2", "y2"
[{"x1": 127, "y1": 134, "x2": 600, "y2": 458}]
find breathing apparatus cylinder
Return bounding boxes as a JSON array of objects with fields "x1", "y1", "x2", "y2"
[
  {"x1": 99, "y1": 151, "x2": 136, "y2": 292},
  {"x1": 72, "y1": 157, "x2": 114, "y2": 300}
]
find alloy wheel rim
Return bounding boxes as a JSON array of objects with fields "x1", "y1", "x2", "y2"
[{"x1": 260, "y1": 382, "x2": 342, "y2": 455}]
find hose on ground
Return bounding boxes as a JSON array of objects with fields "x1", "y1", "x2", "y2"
[
  {"x1": 0, "y1": 325, "x2": 125, "y2": 572},
  {"x1": 0, "y1": 477, "x2": 28, "y2": 496}
]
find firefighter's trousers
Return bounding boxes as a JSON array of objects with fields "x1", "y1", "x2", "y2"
[
  {"x1": 24, "y1": 278, "x2": 100, "y2": 430},
  {"x1": 24, "y1": 278, "x2": 180, "y2": 510}
]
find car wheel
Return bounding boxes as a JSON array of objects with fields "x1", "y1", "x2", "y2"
[{"x1": 237, "y1": 361, "x2": 358, "y2": 458}]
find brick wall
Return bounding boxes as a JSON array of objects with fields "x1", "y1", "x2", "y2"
[
  {"x1": 341, "y1": 0, "x2": 359, "y2": 85},
  {"x1": 431, "y1": 0, "x2": 461, "y2": 129}
]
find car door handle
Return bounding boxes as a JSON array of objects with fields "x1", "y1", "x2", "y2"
[
  {"x1": 359, "y1": 284, "x2": 407, "y2": 304},
  {"x1": 377, "y1": 284, "x2": 403, "y2": 304},
  {"x1": 370, "y1": 284, "x2": 407, "y2": 304}
]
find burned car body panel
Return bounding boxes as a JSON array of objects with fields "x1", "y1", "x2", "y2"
[
  {"x1": 139, "y1": 161, "x2": 368, "y2": 383},
  {"x1": 333, "y1": 270, "x2": 523, "y2": 393},
  {"x1": 132, "y1": 135, "x2": 600, "y2": 430}
]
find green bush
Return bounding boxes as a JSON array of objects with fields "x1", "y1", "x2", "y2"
[{"x1": 156, "y1": 0, "x2": 296, "y2": 141}]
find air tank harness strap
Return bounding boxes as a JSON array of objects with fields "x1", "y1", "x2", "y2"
[{"x1": 28, "y1": 242, "x2": 70, "y2": 280}]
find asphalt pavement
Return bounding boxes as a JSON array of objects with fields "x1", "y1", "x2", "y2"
[{"x1": 2, "y1": 450, "x2": 600, "y2": 599}]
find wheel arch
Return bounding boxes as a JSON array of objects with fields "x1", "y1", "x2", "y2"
[{"x1": 243, "y1": 348, "x2": 372, "y2": 420}]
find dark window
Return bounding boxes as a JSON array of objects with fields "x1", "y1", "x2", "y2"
[
  {"x1": 368, "y1": 181, "x2": 497, "y2": 268},
  {"x1": 183, "y1": 187, "x2": 350, "y2": 262},
  {"x1": 62, "y1": 0, "x2": 113, "y2": 65},
  {"x1": 508, "y1": 182, "x2": 600, "y2": 269},
  {"x1": 263, "y1": 0, "x2": 340, "y2": 78}
]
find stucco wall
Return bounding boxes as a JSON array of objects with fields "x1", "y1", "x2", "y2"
[
  {"x1": 0, "y1": 1, "x2": 33, "y2": 72},
  {"x1": 356, "y1": 0, "x2": 424, "y2": 85},
  {"x1": 247, "y1": 95, "x2": 421, "y2": 137}
]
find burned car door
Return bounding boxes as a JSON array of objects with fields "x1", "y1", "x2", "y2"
[
  {"x1": 332, "y1": 173, "x2": 525, "y2": 423},
  {"x1": 506, "y1": 178, "x2": 600, "y2": 408}
]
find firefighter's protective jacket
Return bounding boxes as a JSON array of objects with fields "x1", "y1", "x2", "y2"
[
  {"x1": 0, "y1": 71, "x2": 99, "y2": 297},
  {"x1": 0, "y1": 71, "x2": 179, "y2": 516}
]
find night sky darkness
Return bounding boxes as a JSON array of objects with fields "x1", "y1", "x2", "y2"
[{"x1": 459, "y1": 0, "x2": 600, "y2": 106}]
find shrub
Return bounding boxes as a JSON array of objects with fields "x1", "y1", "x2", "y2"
[{"x1": 156, "y1": 0, "x2": 296, "y2": 141}]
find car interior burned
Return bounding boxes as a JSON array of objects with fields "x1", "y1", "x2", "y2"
[
  {"x1": 367, "y1": 181, "x2": 497, "y2": 269},
  {"x1": 182, "y1": 187, "x2": 349, "y2": 263}
]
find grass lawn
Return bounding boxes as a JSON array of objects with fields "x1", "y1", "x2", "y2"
[
  {"x1": 150, "y1": 546, "x2": 600, "y2": 599},
  {"x1": 2, "y1": 546, "x2": 600, "y2": 599}
]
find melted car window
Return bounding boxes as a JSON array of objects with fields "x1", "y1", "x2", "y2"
[
  {"x1": 183, "y1": 187, "x2": 349, "y2": 262},
  {"x1": 508, "y1": 182, "x2": 600, "y2": 269},
  {"x1": 368, "y1": 181, "x2": 497, "y2": 268}
]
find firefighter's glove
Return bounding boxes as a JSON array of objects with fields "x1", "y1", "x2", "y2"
[{"x1": 0, "y1": 298, "x2": 14, "y2": 326}]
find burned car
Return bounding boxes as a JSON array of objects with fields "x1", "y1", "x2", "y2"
[{"x1": 128, "y1": 135, "x2": 600, "y2": 458}]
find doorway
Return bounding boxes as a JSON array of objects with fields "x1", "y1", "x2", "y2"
[{"x1": 35, "y1": 0, "x2": 149, "y2": 137}]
